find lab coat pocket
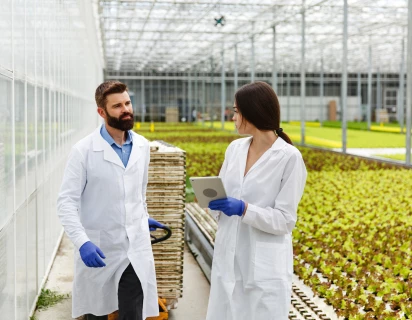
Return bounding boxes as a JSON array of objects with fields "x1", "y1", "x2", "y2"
[
  {"x1": 254, "y1": 241, "x2": 287, "y2": 282},
  {"x1": 85, "y1": 229, "x2": 101, "y2": 247}
]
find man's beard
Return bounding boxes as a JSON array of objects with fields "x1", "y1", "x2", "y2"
[{"x1": 105, "y1": 110, "x2": 134, "y2": 131}]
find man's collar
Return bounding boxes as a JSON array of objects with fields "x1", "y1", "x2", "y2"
[{"x1": 101, "y1": 124, "x2": 133, "y2": 147}]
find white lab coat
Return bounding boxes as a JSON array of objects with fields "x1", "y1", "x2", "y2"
[
  {"x1": 206, "y1": 136, "x2": 307, "y2": 320},
  {"x1": 57, "y1": 126, "x2": 159, "y2": 319}
]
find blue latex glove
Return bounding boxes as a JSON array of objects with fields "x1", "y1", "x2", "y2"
[
  {"x1": 148, "y1": 217, "x2": 164, "y2": 231},
  {"x1": 79, "y1": 241, "x2": 106, "y2": 268},
  {"x1": 208, "y1": 197, "x2": 245, "y2": 217}
]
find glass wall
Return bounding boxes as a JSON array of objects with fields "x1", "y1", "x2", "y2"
[{"x1": 0, "y1": 1, "x2": 103, "y2": 319}]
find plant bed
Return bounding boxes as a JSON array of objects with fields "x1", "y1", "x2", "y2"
[{"x1": 137, "y1": 123, "x2": 412, "y2": 319}]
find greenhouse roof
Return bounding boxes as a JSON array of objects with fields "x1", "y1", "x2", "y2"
[{"x1": 97, "y1": 0, "x2": 408, "y2": 74}]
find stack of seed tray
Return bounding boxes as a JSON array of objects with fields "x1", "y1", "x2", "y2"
[{"x1": 147, "y1": 140, "x2": 186, "y2": 308}]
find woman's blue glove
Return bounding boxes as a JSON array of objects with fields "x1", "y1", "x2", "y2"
[
  {"x1": 208, "y1": 197, "x2": 245, "y2": 217},
  {"x1": 79, "y1": 241, "x2": 106, "y2": 268},
  {"x1": 148, "y1": 217, "x2": 164, "y2": 231}
]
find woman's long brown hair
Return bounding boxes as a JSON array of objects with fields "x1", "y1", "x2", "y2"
[{"x1": 234, "y1": 81, "x2": 293, "y2": 145}]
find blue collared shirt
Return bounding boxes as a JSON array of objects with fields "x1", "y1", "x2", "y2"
[{"x1": 100, "y1": 124, "x2": 133, "y2": 167}]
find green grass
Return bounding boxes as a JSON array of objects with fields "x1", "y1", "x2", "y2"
[
  {"x1": 322, "y1": 121, "x2": 402, "y2": 130},
  {"x1": 282, "y1": 123, "x2": 406, "y2": 148},
  {"x1": 35, "y1": 289, "x2": 69, "y2": 311},
  {"x1": 198, "y1": 121, "x2": 406, "y2": 148}
]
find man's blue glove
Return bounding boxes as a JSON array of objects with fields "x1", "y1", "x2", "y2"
[
  {"x1": 148, "y1": 217, "x2": 164, "y2": 231},
  {"x1": 208, "y1": 197, "x2": 245, "y2": 217},
  {"x1": 79, "y1": 241, "x2": 106, "y2": 268}
]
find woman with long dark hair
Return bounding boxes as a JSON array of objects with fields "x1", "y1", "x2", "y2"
[{"x1": 206, "y1": 81, "x2": 307, "y2": 320}]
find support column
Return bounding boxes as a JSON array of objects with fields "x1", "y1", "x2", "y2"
[
  {"x1": 341, "y1": 0, "x2": 348, "y2": 153},
  {"x1": 158, "y1": 79, "x2": 161, "y2": 122},
  {"x1": 195, "y1": 67, "x2": 198, "y2": 122},
  {"x1": 376, "y1": 69, "x2": 381, "y2": 111},
  {"x1": 141, "y1": 79, "x2": 145, "y2": 122},
  {"x1": 210, "y1": 56, "x2": 214, "y2": 128},
  {"x1": 367, "y1": 44, "x2": 372, "y2": 130},
  {"x1": 357, "y1": 72, "x2": 362, "y2": 121},
  {"x1": 251, "y1": 34, "x2": 255, "y2": 82},
  {"x1": 202, "y1": 63, "x2": 206, "y2": 126},
  {"x1": 149, "y1": 76, "x2": 153, "y2": 121},
  {"x1": 174, "y1": 75, "x2": 177, "y2": 111},
  {"x1": 406, "y1": 0, "x2": 412, "y2": 164},
  {"x1": 234, "y1": 44, "x2": 238, "y2": 91},
  {"x1": 182, "y1": 80, "x2": 186, "y2": 121},
  {"x1": 188, "y1": 71, "x2": 192, "y2": 123},
  {"x1": 221, "y1": 49, "x2": 226, "y2": 130},
  {"x1": 300, "y1": 0, "x2": 306, "y2": 144},
  {"x1": 166, "y1": 73, "x2": 169, "y2": 108},
  {"x1": 287, "y1": 73, "x2": 291, "y2": 122},
  {"x1": 272, "y1": 26, "x2": 277, "y2": 93},
  {"x1": 320, "y1": 57, "x2": 324, "y2": 123},
  {"x1": 399, "y1": 38, "x2": 405, "y2": 132}
]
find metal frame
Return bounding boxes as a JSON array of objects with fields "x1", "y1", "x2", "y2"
[{"x1": 98, "y1": 0, "x2": 408, "y2": 74}]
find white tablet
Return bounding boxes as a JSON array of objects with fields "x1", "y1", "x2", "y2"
[{"x1": 189, "y1": 176, "x2": 227, "y2": 208}]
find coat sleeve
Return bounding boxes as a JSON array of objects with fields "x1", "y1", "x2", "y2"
[
  {"x1": 142, "y1": 144, "x2": 150, "y2": 218},
  {"x1": 57, "y1": 146, "x2": 89, "y2": 249},
  {"x1": 241, "y1": 151, "x2": 307, "y2": 235}
]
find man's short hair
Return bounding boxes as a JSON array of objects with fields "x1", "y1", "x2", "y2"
[{"x1": 95, "y1": 81, "x2": 128, "y2": 109}]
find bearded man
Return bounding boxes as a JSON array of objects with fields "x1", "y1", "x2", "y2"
[{"x1": 57, "y1": 81, "x2": 162, "y2": 320}]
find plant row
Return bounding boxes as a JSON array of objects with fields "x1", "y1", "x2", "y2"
[{"x1": 136, "y1": 123, "x2": 412, "y2": 319}]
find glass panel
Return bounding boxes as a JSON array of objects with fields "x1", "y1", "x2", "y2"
[
  {"x1": 57, "y1": 91, "x2": 61, "y2": 153},
  {"x1": 37, "y1": 87, "x2": 44, "y2": 186},
  {"x1": 26, "y1": 0, "x2": 35, "y2": 78},
  {"x1": 27, "y1": 198, "x2": 37, "y2": 306},
  {"x1": 36, "y1": 184, "x2": 45, "y2": 287},
  {"x1": 35, "y1": 2, "x2": 43, "y2": 80},
  {"x1": 52, "y1": 90, "x2": 56, "y2": 162},
  {"x1": 15, "y1": 80, "x2": 26, "y2": 208},
  {"x1": 0, "y1": 0, "x2": 12, "y2": 70},
  {"x1": 0, "y1": 76, "x2": 13, "y2": 226},
  {"x1": 13, "y1": 0, "x2": 25, "y2": 76},
  {"x1": 44, "y1": 88, "x2": 50, "y2": 176},
  {"x1": 16, "y1": 205, "x2": 28, "y2": 319},
  {"x1": 27, "y1": 84, "x2": 36, "y2": 196},
  {"x1": 0, "y1": 221, "x2": 15, "y2": 319},
  {"x1": 44, "y1": 177, "x2": 53, "y2": 263}
]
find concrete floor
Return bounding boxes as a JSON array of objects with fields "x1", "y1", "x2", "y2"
[{"x1": 33, "y1": 234, "x2": 210, "y2": 320}]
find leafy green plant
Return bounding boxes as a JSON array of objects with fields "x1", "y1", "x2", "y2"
[
  {"x1": 36, "y1": 288, "x2": 69, "y2": 311},
  {"x1": 137, "y1": 123, "x2": 412, "y2": 318}
]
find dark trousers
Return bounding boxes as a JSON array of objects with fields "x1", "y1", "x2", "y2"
[{"x1": 86, "y1": 263, "x2": 144, "y2": 320}]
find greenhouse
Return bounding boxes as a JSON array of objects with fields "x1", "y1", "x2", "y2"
[{"x1": 0, "y1": 0, "x2": 411, "y2": 319}]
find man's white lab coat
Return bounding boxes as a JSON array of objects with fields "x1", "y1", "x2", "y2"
[{"x1": 57, "y1": 126, "x2": 158, "y2": 318}]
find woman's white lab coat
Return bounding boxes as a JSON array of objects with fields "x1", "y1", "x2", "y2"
[
  {"x1": 206, "y1": 137, "x2": 307, "y2": 320},
  {"x1": 57, "y1": 126, "x2": 159, "y2": 319}
]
